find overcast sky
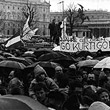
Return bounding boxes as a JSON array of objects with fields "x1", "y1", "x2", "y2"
[{"x1": 48, "y1": 0, "x2": 110, "y2": 12}]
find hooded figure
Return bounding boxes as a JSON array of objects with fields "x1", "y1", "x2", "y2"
[{"x1": 29, "y1": 65, "x2": 59, "y2": 100}]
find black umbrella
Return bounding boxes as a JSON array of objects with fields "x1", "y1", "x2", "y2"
[
  {"x1": 25, "y1": 61, "x2": 60, "y2": 78},
  {"x1": 38, "y1": 52, "x2": 60, "y2": 61},
  {"x1": 0, "y1": 60, "x2": 26, "y2": 69},
  {"x1": 52, "y1": 52, "x2": 77, "y2": 68},
  {"x1": 7, "y1": 57, "x2": 31, "y2": 66},
  {"x1": 0, "y1": 95, "x2": 48, "y2": 110},
  {"x1": 34, "y1": 48, "x2": 53, "y2": 58}
]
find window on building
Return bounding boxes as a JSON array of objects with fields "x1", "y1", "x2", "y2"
[
  {"x1": 7, "y1": 30, "x2": 10, "y2": 35},
  {"x1": 7, "y1": 12, "x2": 11, "y2": 19},
  {"x1": 13, "y1": 23, "x2": 15, "y2": 27},
  {"x1": 8, "y1": 23, "x2": 10, "y2": 26},
  {"x1": 43, "y1": 25, "x2": 45, "y2": 35},
  {"x1": 43, "y1": 8, "x2": 45, "y2": 12},
  {"x1": 92, "y1": 16, "x2": 94, "y2": 18},
  {"x1": 17, "y1": 14, "x2": 21, "y2": 19},
  {"x1": 8, "y1": 6, "x2": 10, "y2": 9},
  {"x1": 18, "y1": 24, "x2": 20, "y2": 27},
  {"x1": 13, "y1": 28, "x2": 15, "y2": 35},
  {"x1": 43, "y1": 14, "x2": 45, "y2": 21},
  {"x1": 18, "y1": 28, "x2": 20, "y2": 33}
]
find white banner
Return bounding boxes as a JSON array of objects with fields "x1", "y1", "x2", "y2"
[{"x1": 60, "y1": 37, "x2": 110, "y2": 52}]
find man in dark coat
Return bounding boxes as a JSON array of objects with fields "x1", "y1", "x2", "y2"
[{"x1": 48, "y1": 19, "x2": 57, "y2": 43}]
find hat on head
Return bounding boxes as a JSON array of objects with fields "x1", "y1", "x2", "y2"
[
  {"x1": 69, "y1": 64, "x2": 76, "y2": 70},
  {"x1": 34, "y1": 65, "x2": 47, "y2": 77},
  {"x1": 86, "y1": 55, "x2": 93, "y2": 60},
  {"x1": 55, "y1": 66, "x2": 62, "y2": 71}
]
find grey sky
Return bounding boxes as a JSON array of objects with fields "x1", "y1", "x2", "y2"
[{"x1": 48, "y1": 0, "x2": 110, "y2": 12}]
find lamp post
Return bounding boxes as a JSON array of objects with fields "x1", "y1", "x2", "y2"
[
  {"x1": 58, "y1": 1, "x2": 64, "y2": 20},
  {"x1": 58, "y1": 1, "x2": 64, "y2": 38}
]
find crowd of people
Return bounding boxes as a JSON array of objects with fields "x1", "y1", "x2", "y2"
[{"x1": 0, "y1": 46, "x2": 110, "y2": 110}]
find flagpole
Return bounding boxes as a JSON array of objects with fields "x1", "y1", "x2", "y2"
[{"x1": 58, "y1": 1, "x2": 64, "y2": 38}]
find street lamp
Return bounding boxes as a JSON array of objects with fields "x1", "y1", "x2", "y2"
[
  {"x1": 58, "y1": 1, "x2": 64, "y2": 38},
  {"x1": 58, "y1": 1, "x2": 64, "y2": 20}
]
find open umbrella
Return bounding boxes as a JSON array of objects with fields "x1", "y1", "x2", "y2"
[
  {"x1": 26, "y1": 61, "x2": 60, "y2": 78},
  {"x1": 52, "y1": 52, "x2": 77, "y2": 68},
  {"x1": 27, "y1": 61, "x2": 60, "y2": 69},
  {"x1": 34, "y1": 48, "x2": 53, "y2": 58},
  {"x1": 38, "y1": 51, "x2": 76, "y2": 63},
  {"x1": 94, "y1": 57, "x2": 110, "y2": 69},
  {"x1": 89, "y1": 101, "x2": 110, "y2": 110},
  {"x1": 38, "y1": 52, "x2": 60, "y2": 61},
  {"x1": 77, "y1": 59, "x2": 99, "y2": 67},
  {"x1": 0, "y1": 60, "x2": 26, "y2": 69},
  {"x1": 22, "y1": 53, "x2": 36, "y2": 58},
  {"x1": 0, "y1": 55, "x2": 5, "y2": 61},
  {"x1": 0, "y1": 95, "x2": 48, "y2": 110},
  {"x1": 7, "y1": 57, "x2": 31, "y2": 66},
  {"x1": 3, "y1": 52, "x2": 15, "y2": 58}
]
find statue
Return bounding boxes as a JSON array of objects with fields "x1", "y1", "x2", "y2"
[{"x1": 77, "y1": 4, "x2": 90, "y2": 24}]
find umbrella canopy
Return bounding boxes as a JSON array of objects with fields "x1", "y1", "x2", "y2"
[
  {"x1": 7, "y1": 57, "x2": 31, "y2": 66},
  {"x1": 94, "y1": 57, "x2": 110, "y2": 69},
  {"x1": 27, "y1": 61, "x2": 60, "y2": 69},
  {"x1": 75, "y1": 51, "x2": 92, "y2": 58},
  {"x1": 52, "y1": 52, "x2": 77, "y2": 68},
  {"x1": 22, "y1": 53, "x2": 36, "y2": 58},
  {"x1": 25, "y1": 61, "x2": 60, "y2": 78},
  {"x1": 38, "y1": 51, "x2": 75, "y2": 62},
  {"x1": 0, "y1": 95, "x2": 48, "y2": 110},
  {"x1": 38, "y1": 52, "x2": 61, "y2": 61},
  {"x1": 89, "y1": 101, "x2": 110, "y2": 110},
  {"x1": 0, "y1": 55, "x2": 5, "y2": 61},
  {"x1": 3, "y1": 52, "x2": 15, "y2": 58},
  {"x1": 77, "y1": 59, "x2": 99, "y2": 67},
  {"x1": 34, "y1": 48, "x2": 53, "y2": 59},
  {"x1": 0, "y1": 60, "x2": 26, "y2": 69}
]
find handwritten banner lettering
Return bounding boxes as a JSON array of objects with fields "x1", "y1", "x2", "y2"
[{"x1": 60, "y1": 37, "x2": 110, "y2": 52}]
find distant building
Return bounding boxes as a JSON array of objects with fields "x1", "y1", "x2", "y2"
[
  {"x1": 50, "y1": 10, "x2": 110, "y2": 38},
  {"x1": 0, "y1": 0, "x2": 50, "y2": 37}
]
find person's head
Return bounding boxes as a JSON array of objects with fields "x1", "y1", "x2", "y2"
[
  {"x1": 104, "y1": 68, "x2": 110, "y2": 78},
  {"x1": 8, "y1": 70, "x2": 15, "y2": 80},
  {"x1": 33, "y1": 82, "x2": 49, "y2": 102},
  {"x1": 87, "y1": 73, "x2": 96, "y2": 86},
  {"x1": 47, "y1": 89, "x2": 65, "y2": 109},
  {"x1": 69, "y1": 80, "x2": 83, "y2": 96},
  {"x1": 55, "y1": 66, "x2": 63, "y2": 76},
  {"x1": 82, "y1": 70, "x2": 88, "y2": 79},
  {"x1": 76, "y1": 71, "x2": 83, "y2": 82},
  {"x1": 34, "y1": 65, "x2": 47, "y2": 81},
  {"x1": 86, "y1": 55, "x2": 93, "y2": 60},
  {"x1": 9, "y1": 87, "x2": 22, "y2": 95},
  {"x1": 87, "y1": 73, "x2": 95, "y2": 81},
  {"x1": 96, "y1": 88, "x2": 110, "y2": 103},
  {"x1": 52, "y1": 19, "x2": 55, "y2": 23}
]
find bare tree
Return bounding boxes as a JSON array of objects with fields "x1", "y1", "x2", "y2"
[
  {"x1": 65, "y1": 3, "x2": 90, "y2": 36},
  {"x1": 0, "y1": 11, "x2": 6, "y2": 35},
  {"x1": 64, "y1": 4, "x2": 77, "y2": 35},
  {"x1": 22, "y1": 1, "x2": 40, "y2": 29}
]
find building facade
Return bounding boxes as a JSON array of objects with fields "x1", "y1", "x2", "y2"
[
  {"x1": 0, "y1": 0, "x2": 50, "y2": 37},
  {"x1": 50, "y1": 10, "x2": 110, "y2": 38}
]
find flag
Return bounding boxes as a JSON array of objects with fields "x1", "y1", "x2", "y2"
[
  {"x1": 5, "y1": 35, "x2": 24, "y2": 48},
  {"x1": 22, "y1": 16, "x2": 38, "y2": 41},
  {"x1": 60, "y1": 17, "x2": 68, "y2": 39}
]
